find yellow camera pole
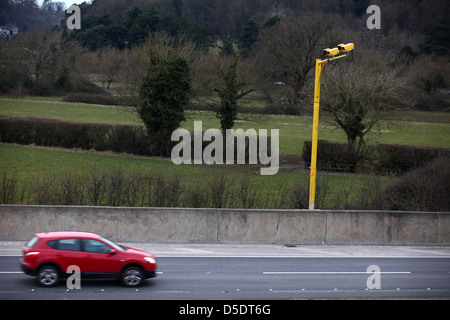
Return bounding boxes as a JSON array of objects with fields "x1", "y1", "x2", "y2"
[
  {"x1": 308, "y1": 44, "x2": 354, "y2": 211},
  {"x1": 308, "y1": 58, "x2": 327, "y2": 210}
]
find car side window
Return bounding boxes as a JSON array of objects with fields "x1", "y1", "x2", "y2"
[
  {"x1": 26, "y1": 236, "x2": 40, "y2": 248},
  {"x1": 48, "y1": 239, "x2": 81, "y2": 251},
  {"x1": 47, "y1": 240, "x2": 57, "y2": 249},
  {"x1": 82, "y1": 239, "x2": 111, "y2": 254}
]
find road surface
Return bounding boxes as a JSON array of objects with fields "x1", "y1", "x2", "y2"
[{"x1": 1, "y1": 242, "x2": 449, "y2": 300}]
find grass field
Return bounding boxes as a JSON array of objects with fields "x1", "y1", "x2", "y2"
[
  {"x1": 0, "y1": 96, "x2": 448, "y2": 209},
  {"x1": 1, "y1": 97, "x2": 450, "y2": 156},
  {"x1": 0, "y1": 143, "x2": 390, "y2": 209}
]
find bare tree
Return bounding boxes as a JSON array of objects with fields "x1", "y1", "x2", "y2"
[
  {"x1": 255, "y1": 13, "x2": 335, "y2": 102},
  {"x1": 117, "y1": 45, "x2": 150, "y2": 106},
  {"x1": 321, "y1": 63, "x2": 404, "y2": 153},
  {"x1": 98, "y1": 48, "x2": 124, "y2": 89}
]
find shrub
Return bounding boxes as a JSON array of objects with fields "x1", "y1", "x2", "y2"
[
  {"x1": 375, "y1": 144, "x2": 450, "y2": 175},
  {"x1": 0, "y1": 170, "x2": 22, "y2": 204},
  {"x1": 374, "y1": 157, "x2": 450, "y2": 211},
  {"x1": 302, "y1": 139, "x2": 450, "y2": 175},
  {"x1": 62, "y1": 93, "x2": 122, "y2": 106},
  {"x1": 302, "y1": 140, "x2": 361, "y2": 173},
  {"x1": 74, "y1": 79, "x2": 111, "y2": 95}
]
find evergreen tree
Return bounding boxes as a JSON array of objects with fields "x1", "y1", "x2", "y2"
[
  {"x1": 172, "y1": 0, "x2": 183, "y2": 18},
  {"x1": 238, "y1": 20, "x2": 259, "y2": 57},
  {"x1": 214, "y1": 58, "x2": 254, "y2": 132},
  {"x1": 420, "y1": 25, "x2": 450, "y2": 56},
  {"x1": 138, "y1": 50, "x2": 191, "y2": 155},
  {"x1": 126, "y1": 8, "x2": 160, "y2": 46},
  {"x1": 263, "y1": 15, "x2": 280, "y2": 29},
  {"x1": 220, "y1": 33, "x2": 235, "y2": 56}
]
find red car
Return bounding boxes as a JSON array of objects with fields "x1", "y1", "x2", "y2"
[{"x1": 20, "y1": 231, "x2": 157, "y2": 287}]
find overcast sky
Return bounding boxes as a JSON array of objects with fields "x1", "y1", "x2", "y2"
[{"x1": 37, "y1": 0, "x2": 89, "y2": 10}]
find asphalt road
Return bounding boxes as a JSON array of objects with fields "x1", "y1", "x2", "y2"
[
  {"x1": 3, "y1": 256, "x2": 450, "y2": 300},
  {"x1": 1, "y1": 243, "x2": 449, "y2": 300}
]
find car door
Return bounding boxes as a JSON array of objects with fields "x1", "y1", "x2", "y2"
[
  {"x1": 48, "y1": 239, "x2": 85, "y2": 274},
  {"x1": 81, "y1": 239, "x2": 122, "y2": 275}
]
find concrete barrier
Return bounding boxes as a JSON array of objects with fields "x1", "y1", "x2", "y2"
[{"x1": 0, "y1": 205, "x2": 449, "y2": 245}]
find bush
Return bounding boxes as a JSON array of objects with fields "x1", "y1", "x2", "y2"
[
  {"x1": 74, "y1": 79, "x2": 111, "y2": 95},
  {"x1": 374, "y1": 157, "x2": 450, "y2": 211},
  {"x1": 375, "y1": 144, "x2": 450, "y2": 175},
  {"x1": 62, "y1": 93, "x2": 123, "y2": 106},
  {"x1": 302, "y1": 140, "x2": 450, "y2": 175},
  {"x1": 0, "y1": 170, "x2": 23, "y2": 204},
  {"x1": 302, "y1": 140, "x2": 361, "y2": 173}
]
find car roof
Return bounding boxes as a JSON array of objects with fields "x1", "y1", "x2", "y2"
[{"x1": 35, "y1": 231, "x2": 102, "y2": 240}]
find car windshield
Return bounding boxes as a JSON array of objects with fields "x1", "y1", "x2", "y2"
[{"x1": 100, "y1": 237, "x2": 126, "y2": 251}]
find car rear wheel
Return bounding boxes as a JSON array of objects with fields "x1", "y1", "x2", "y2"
[
  {"x1": 121, "y1": 267, "x2": 144, "y2": 287},
  {"x1": 37, "y1": 266, "x2": 60, "y2": 287}
]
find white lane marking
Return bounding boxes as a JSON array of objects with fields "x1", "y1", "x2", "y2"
[{"x1": 263, "y1": 271, "x2": 411, "y2": 275}]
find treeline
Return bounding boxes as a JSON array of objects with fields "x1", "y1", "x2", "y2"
[
  {"x1": 4, "y1": 0, "x2": 447, "y2": 50},
  {"x1": 2, "y1": 0, "x2": 449, "y2": 105},
  {"x1": 68, "y1": 3, "x2": 215, "y2": 50},
  {"x1": 0, "y1": 0, "x2": 65, "y2": 32},
  {"x1": 66, "y1": 0, "x2": 450, "y2": 58},
  {"x1": 69, "y1": 0, "x2": 363, "y2": 51},
  {"x1": 80, "y1": 0, "x2": 450, "y2": 41}
]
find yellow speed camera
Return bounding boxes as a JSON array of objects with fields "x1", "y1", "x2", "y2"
[
  {"x1": 337, "y1": 43, "x2": 355, "y2": 53},
  {"x1": 323, "y1": 47, "x2": 340, "y2": 56}
]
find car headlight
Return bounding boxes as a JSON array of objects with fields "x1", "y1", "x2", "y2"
[{"x1": 144, "y1": 257, "x2": 156, "y2": 264}]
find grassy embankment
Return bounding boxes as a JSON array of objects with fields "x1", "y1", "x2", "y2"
[{"x1": 1, "y1": 97, "x2": 449, "y2": 208}]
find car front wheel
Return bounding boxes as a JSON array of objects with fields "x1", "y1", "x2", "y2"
[
  {"x1": 121, "y1": 267, "x2": 144, "y2": 287},
  {"x1": 37, "y1": 266, "x2": 60, "y2": 287}
]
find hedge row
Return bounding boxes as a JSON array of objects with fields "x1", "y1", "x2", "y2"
[
  {"x1": 0, "y1": 116, "x2": 262, "y2": 160},
  {"x1": 375, "y1": 144, "x2": 450, "y2": 174},
  {"x1": 302, "y1": 140, "x2": 361, "y2": 173},
  {"x1": 0, "y1": 116, "x2": 169, "y2": 156},
  {"x1": 62, "y1": 93, "x2": 124, "y2": 106},
  {"x1": 62, "y1": 93, "x2": 303, "y2": 116},
  {"x1": 302, "y1": 140, "x2": 450, "y2": 175}
]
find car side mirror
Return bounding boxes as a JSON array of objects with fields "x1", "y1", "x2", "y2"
[{"x1": 109, "y1": 249, "x2": 117, "y2": 255}]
